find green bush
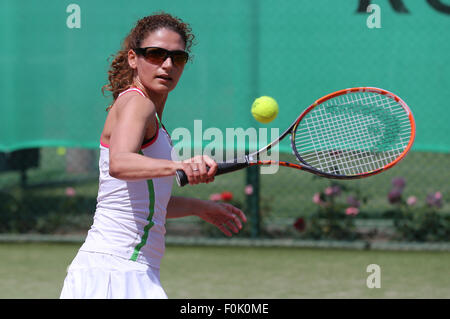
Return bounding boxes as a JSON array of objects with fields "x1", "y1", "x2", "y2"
[
  {"x1": 384, "y1": 177, "x2": 449, "y2": 242},
  {"x1": 293, "y1": 182, "x2": 363, "y2": 241},
  {"x1": 0, "y1": 187, "x2": 94, "y2": 234}
]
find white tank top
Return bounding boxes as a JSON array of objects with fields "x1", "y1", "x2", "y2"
[{"x1": 79, "y1": 87, "x2": 174, "y2": 269}]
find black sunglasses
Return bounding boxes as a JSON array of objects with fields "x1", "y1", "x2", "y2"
[{"x1": 133, "y1": 47, "x2": 189, "y2": 67}]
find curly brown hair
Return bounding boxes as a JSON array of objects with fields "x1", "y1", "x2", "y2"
[{"x1": 102, "y1": 12, "x2": 195, "y2": 102}]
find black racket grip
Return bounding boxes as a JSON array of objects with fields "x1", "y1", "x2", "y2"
[{"x1": 176, "y1": 160, "x2": 249, "y2": 187}]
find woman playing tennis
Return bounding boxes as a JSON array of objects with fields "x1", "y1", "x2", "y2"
[{"x1": 60, "y1": 12, "x2": 247, "y2": 299}]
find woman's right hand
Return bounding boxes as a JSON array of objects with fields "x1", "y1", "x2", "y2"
[{"x1": 179, "y1": 155, "x2": 218, "y2": 185}]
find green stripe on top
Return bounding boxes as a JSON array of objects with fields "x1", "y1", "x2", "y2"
[
  {"x1": 155, "y1": 113, "x2": 162, "y2": 126},
  {"x1": 130, "y1": 153, "x2": 156, "y2": 261}
]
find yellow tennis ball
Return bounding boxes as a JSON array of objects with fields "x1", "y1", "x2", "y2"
[{"x1": 251, "y1": 96, "x2": 279, "y2": 123}]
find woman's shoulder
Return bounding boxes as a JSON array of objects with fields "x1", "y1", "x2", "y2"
[
  {"x1": 118, "y1": 87, "x2": 147, "y2": 98},
  {"x1": 114, "y1": 89, "x2": 155, "y2": 118}
]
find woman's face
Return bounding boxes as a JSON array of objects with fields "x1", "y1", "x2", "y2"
[{"x1": 129, "y1": 28, "x2": 187, "y2": 94}]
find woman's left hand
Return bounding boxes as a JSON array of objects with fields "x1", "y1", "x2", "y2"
[{"x1": 196, "y1": 201, "x2": 247, "y2": 237}]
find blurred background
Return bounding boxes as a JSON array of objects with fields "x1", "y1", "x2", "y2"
[{"x1": 1, "y1": 0, "x2": 449, "y2": 245}]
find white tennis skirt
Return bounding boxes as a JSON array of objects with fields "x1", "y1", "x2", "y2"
[{"x1": 60, "y1": 250, "x2": 168, "y2": 299}]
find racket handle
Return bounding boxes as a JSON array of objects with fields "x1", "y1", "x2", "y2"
[{"x1": 175, "y1": 160, "x2": 249, "y2": 187}]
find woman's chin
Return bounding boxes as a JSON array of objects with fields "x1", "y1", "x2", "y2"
[{"x1": 147, "y1": 83, "x2": 174, "y2": 94}]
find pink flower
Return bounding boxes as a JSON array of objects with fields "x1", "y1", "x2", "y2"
[
  {"x1": 345, "y1": 207, "x2": 359, "y2": 216},
  {"x1": 426, "y1": 192, "x2": 443, "y2": 208},
  {"x1": 313, "y1": 193, "x2": 322, "y2": 204},
  {"x1": 325, "y1": 187, "x2": 334, "y2": 196},
  {"x1": 388, "y1": 188, "x2": 403, "y2": 204},
  {"x1": 65, "y1": 187, "x2": 76, "y2": 197},
  {"x1": 313, "y1": 192, "x2": 330, "y2": 207},
  {"x1": 209, "y1": 193, "x2": 221, "y2": 201},
  {"x1": 324, "y1": 185, "x2": 341, "y2": 197},
  {"x1": 347, "y1": 196, "x2": 360, "y2": 208},
  {"x1": 244, "y1": 185, "x2": 254, "y2": 195},
  {"x1": 392, "y1": 177, "x2": 406, "y2": 190},
  {"x1": 406, "y1": 196, "x2": 417, "y2": 206}
]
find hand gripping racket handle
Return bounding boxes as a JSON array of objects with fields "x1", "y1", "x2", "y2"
[{"x1": 175, "y1": 158, "x2": 249, "y2": 187}]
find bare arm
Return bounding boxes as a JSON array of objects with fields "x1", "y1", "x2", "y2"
[
  {"x1": 167, "y1": 196, "x2": 247, "y2": 237},
  {"x1": 108, "y1": 95, "x2": 180, "y2": 180},
  {"x1": 108, "y1": 95, "x2": 217, "y2": 183}
]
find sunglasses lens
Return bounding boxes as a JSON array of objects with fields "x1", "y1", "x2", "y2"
[
  {"x1": 143, "y1": 48, "x2": 167, "y2": 63},
  {"x1": 139, "y1": 48, "x2": 188, "y2": 66},
  {"x1": 171, "y1": 52, "x2": 189, "y2": 66}
]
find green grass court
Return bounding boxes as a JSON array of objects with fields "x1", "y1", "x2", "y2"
[{"x1": 0, "y1": 243, "x2": 448, "y2": 299}]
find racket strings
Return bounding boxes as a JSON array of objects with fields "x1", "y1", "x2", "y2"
[
  {"x1": 305, "y1": 95, "x2": 409, "y2": 174},
  {"x1": 311, "y1": 97, "x2": 408, "y2": 174},
  {"x1": 294, "y1": 92, "x2": 412, "y2": 176}
]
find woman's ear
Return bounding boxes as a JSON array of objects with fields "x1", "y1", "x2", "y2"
[{"x1": 128, "y1": 49, "x2": 138, "y2": 69}]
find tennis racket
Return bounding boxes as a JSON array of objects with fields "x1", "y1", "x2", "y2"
[{"x1": 176, "y1": 87, "x2": 415, "y2": 187}]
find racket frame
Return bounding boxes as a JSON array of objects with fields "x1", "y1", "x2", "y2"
[
  {"x1": 246, "y1": 87, "x2": 415, "y2": 179},
  {"x1": 175, "y1": 87, "x2": 415, "y2": 186}
]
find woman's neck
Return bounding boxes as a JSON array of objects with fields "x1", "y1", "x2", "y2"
[{"x1": 133, "y1": 79, "x2": 168, "y2": 120}]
